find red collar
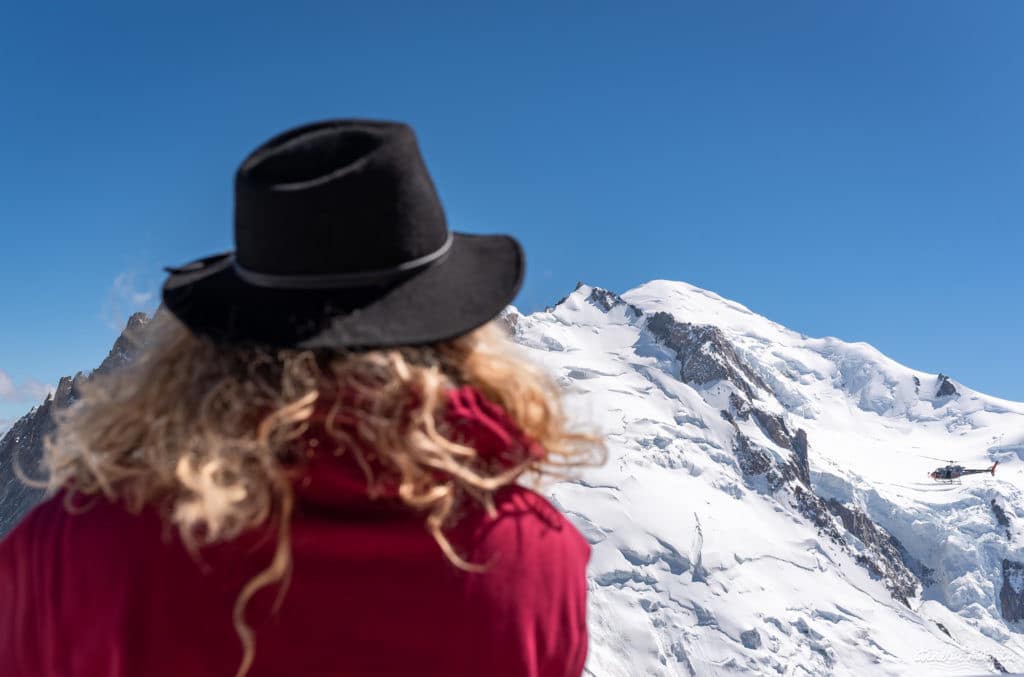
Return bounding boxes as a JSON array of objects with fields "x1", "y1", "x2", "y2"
[{"x1": 290, "y1": 386, "x2": 544, "y2": 509}]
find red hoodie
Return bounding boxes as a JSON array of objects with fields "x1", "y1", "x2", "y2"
[{"x1": 0, "y1": 386, "x2": 591, "y2": 676}]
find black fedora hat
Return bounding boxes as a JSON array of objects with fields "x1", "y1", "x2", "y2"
[{"x1": 162, "y1": 119, "x2": 524, "y2": 350}]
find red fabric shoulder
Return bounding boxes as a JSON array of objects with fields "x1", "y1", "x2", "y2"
[{"x1": 444, "y1": 385, "x2": 546, "y2": 467}]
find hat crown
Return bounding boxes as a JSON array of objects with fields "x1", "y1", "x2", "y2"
[
  {"x1": 233, "y1": 120, "x2": 448, "y2": 276},
  {"x1": 162, "y1": 118, "x2": 524, "y2": 350}
]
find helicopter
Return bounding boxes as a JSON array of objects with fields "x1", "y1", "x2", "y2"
[{"x1": 929, "y1": 461, "x2": 998, "y2": 483}]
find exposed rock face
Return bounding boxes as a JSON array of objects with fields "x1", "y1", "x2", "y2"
[
  {"x1": 992, "y1": 500, "x2": 1012, "y2": 539},
  {"x1": 824, "y1": 498, "x2": 922, "y2": 605},
  {"x1": 0, "y1": 313, "x2": 150, "y2": 536},
  {"x1": 790, "y1": 485, "x2": 844, "y2": 541},
  {"x1": 646, "y1": 311, "x2": 769, "y2": 399},
  {"x1": 936, "y1": 373, "x2": 959, "y2": 398},
  {"x1": 740, "y1": 629, "x2": 762, "y2": 650},
  {"x1": 0, "y1": 368, "x2": 92, "y2": 536},
  {"x1": 678, "y1": 303, "x2": 922, "y2": 608},
  {"x1": 791, "y1": 429, "x2": 810, "y2": 487},
  {"x1": 723, "y1": 406, "x2": 921, "y2": 607},
  {"x1": 731, "y1": 430, "x2": 795, "y2": 492},
  {"x1": 587, "y1": 287, "x2": 643, "y2": 317},
  {"x1": 1000, "y1": 559, "x2": 1024, "y2": 622},
  {"x1": 726, "y1": 393, "x2": 810, "y2": 486},
  {"x1": 498, "y1": 310, "x2": 519, "y2": 336},
  {"x1": 728, "y1": 393, "x2": 750, "y2": 420},
  {"x1": 751, "y1": 408, "x2": 791, "y2": 449},
  {"x1": 98, "y1": 312, "x2": 149, "y2": 372},
  {"x1": 786, "y1": 487, "x2": 922, "y2": 607},
  {"x1": 0, "y1": 401, "x2": 57, "y2": 536}
]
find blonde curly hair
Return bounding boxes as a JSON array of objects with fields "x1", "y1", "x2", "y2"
[{"x1": 42, "y1": 310, "x2": 601, "y2": 676}]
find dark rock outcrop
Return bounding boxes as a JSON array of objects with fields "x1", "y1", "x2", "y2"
[
  {"x1": 791, "y1": 485, "x2": 844, "y2": 541},
  {"x1": 792, "y1": 490, "x2": 921, "y2": 606},
  {"x1": 936, "y1": 373, "x2": 958, "y2": 398},
  {"x1": 824, "y1": 498, "x2": 922, "y2": 605},
  {"x1": 587, "y1": 287, "x2": 619, "y2": 312},
  {"x1": 727, "y1": 394, "x2": 810, "y2": 487},
  {"x1": 728, "y1": 393, "x2": 751, "y2": 421},
  {"x1": 733, "y1": 432, "x2": 794, "y2": 492},
  {"x1": 498, "y1": 310, "x2": 519, "y2": 336},
  {"x1": 740, "y1": 629, "x2": 762, "y2": 650},
  {"x1": 725, "y1": 405, "x2": 920, "y2": 608},
  {"x1": 0, "y1": 401, "x2": 56, "y2": 536},
  {"x1": 992, "y1": 500, "x2": 1012, "y2": 539},
  {"x1": 587, "y1": 287, "x2": 643, "y2": 318},
  {"x1": 646, "y1": 312, "x2": 768, "y2": 399},
  {"x1": 751, "y1": 408, "x2": 792, "y2": 449},
  {"x1": 97, "y1": 312, "x2": 149, "y2": 373},
  {"x1": 0, "y1": 369, "x2": 92, "y2": 536},
  {"x1": 0, "y1": 313, "x2": 150, "y2": 536},
  {"x1": 992, "y1": 655, "x2": 1009, "y2": 674},
  {"x1": 791, "y1": 430, "x2": 810, "y2": 487},
  {"x1": 1000, "y1": 559, "x2": 1024, "y2": 622}
]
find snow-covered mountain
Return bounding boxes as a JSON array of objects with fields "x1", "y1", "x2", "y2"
[{"x1": 511, "y1": 281, "x2": 1024, "y2": 676}]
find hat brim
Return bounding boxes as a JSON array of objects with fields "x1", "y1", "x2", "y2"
[{"x1": 162, "y1": 232, "x2": 523, "y2": 350}]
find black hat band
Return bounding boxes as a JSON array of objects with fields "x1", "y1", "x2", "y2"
[{"x1": 229, "y1": 232, "x2": 454, "y2": 290}]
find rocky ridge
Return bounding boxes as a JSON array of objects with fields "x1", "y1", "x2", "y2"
[{"x1": 0, "y1": 313, "x2": 149, "y2": 536}]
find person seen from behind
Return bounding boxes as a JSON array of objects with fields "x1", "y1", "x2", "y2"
[{"x1": 0, "y1": 120, "x2": 603, "y2": 676}]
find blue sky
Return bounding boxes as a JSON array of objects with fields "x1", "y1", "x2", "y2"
[{"x1": 1, "y1": 1, "x2": 1022, "y2": 427}]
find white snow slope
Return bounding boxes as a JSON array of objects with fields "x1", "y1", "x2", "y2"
[{"x1": 510, "y1": 281, "x2": 1024, "y2": 676}]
